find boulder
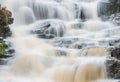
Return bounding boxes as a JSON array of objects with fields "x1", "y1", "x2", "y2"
[{"x1": 31, "y1": 20, "x2": 66, "y2": 39}]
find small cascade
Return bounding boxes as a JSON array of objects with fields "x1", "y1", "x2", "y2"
[{"x1": 0, "y1": 0, "x2": 120, "y2": 82}]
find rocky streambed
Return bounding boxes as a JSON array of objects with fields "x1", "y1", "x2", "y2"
[{"x1": 0, "y1": 0, "x2": 120, "y2": 81}]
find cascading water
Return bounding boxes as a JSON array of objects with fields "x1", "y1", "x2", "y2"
[{"x1": 0, "y1": 0, "x2": 120, "y2": 82}]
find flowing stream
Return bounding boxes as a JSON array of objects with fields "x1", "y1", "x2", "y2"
[{"x1": 0, "y1": 0, "x2": 120, "y2": 82}]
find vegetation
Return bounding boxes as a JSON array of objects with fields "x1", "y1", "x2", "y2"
[
  {"x1": 0, "y1": 5, "x2": 14, "y2": 58},
  {"x1": 0, "y1": 39, "x2": 8, "y2": 57}
]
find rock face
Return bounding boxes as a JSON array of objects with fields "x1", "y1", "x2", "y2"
[
  {"x1": 106, "y1": 47, "x2": 120, "y2": 79},
  {"x1": 0, "y1": 6, "x2": 14, "y2": 38},
  {"x1": 98, "y1": 0, "x2": 120, "y2": 22},
  {"x1": 0, "y1": 5, "x2": 14, "y2": 59}
]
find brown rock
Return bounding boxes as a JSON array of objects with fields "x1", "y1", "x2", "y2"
[{"x1": 0, "y1": 6, "x2": 14, "y2": 38}]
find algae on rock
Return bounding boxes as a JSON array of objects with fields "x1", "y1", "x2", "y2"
[{"x1": 0, "y1": 39, "x2": 8, "y2": 57}]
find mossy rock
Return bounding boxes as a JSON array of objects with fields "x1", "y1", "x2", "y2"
[
  {"x1": 0, "y1": 39, "x2": 13, "y2": 58},
  {"x1": 0, "y1": 5, "x2": 14, "y2": 59}
]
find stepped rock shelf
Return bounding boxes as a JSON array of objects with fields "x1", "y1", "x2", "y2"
[{"x1": 0, "y1": 0, "x2": 120, "y2": 82}]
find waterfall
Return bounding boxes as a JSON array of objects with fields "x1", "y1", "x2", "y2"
[{"x1": 0, "y1": 0, "x2": 119, "y2": 82}]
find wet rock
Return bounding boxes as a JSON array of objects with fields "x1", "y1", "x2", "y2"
[
  {"x1": 70, "y1": 21, "x2": 84, "y2": 29},
  {"x1": 0, "y1": 39, "x2": 8, "y2": 58},
  {"x1": 7, "y1": 49, "x2": 15, "y2": 54},
  {"x1": 38, "y1": 34, "x2": 56, "y2": 39},
  {"x1": 74, "y1": 4, "x2": 86, "y2": 21},
  {"x1": 106, "y1": 46, "x2": 120, "y2": 79},
  {"x1": 0, "y1": 40, "x2": 14, "y2": 58},
  {"x1": 0, "y1": 6, "x2": 14, "y2": 38},
  {"x1": 106, "y1": 57, "x2": 120, "y2": 79},
  {"x1": 107, "y1": 38, "x2": 120, "y2": 47},
  {"x1": 109, "y1": 13, "x2": 120, "y2": 25},
  {"x1": 0, "y1": 26, "x2": 12, "y2": 38},
  {"x1": 31, "y1": 20, "x2": 65, "y2": 39},
  {"x1": 110, "y1": 47, "x2": 120, "y2": 60},
  {"x1": 74, "y1": 3, "x2": 81, "y2": 19},
  {"x1": 98, "y1": 37, "x2": 120, "y2": 48},
  {"x1": 85, "y1": 47, "x2": 108, "y2": 56},
  {"x1": 52, "y1": 38, "x2": 79, "y2": 48},
  {"x1": 0, "y1": 5, "x2": 14, "y2": 59},
  {"x1": 98, "y1": 0, "x2": 120, "y2": 21},
  {"x1": 0, "y1": 59, "x2": 8, "y2": 65},
  {"x1": 52, "y1": 37, "x2": 98, "y2": 50},
  {"x1": 71, "y1": 42, "x2": 95, "y2": 49},
  {"x1": 56, "y1": 49, "x2": 67, "y2": 56}
]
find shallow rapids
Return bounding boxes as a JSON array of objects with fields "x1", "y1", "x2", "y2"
[{"x1": 0, "y1": 0, "x2": 120, "y2": 82}]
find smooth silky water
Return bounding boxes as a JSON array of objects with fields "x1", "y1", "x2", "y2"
[{"x1": 0, "y1": 0, "x2": 119, "y2": 82}]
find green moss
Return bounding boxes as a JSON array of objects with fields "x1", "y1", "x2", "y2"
[{"x1": 0, "y1": 39, "x2": 8, "y2": 57}]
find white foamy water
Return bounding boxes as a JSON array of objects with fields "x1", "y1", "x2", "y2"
[{"x1": 0, "y1": 0, "x2": 120, "y2": 82}]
